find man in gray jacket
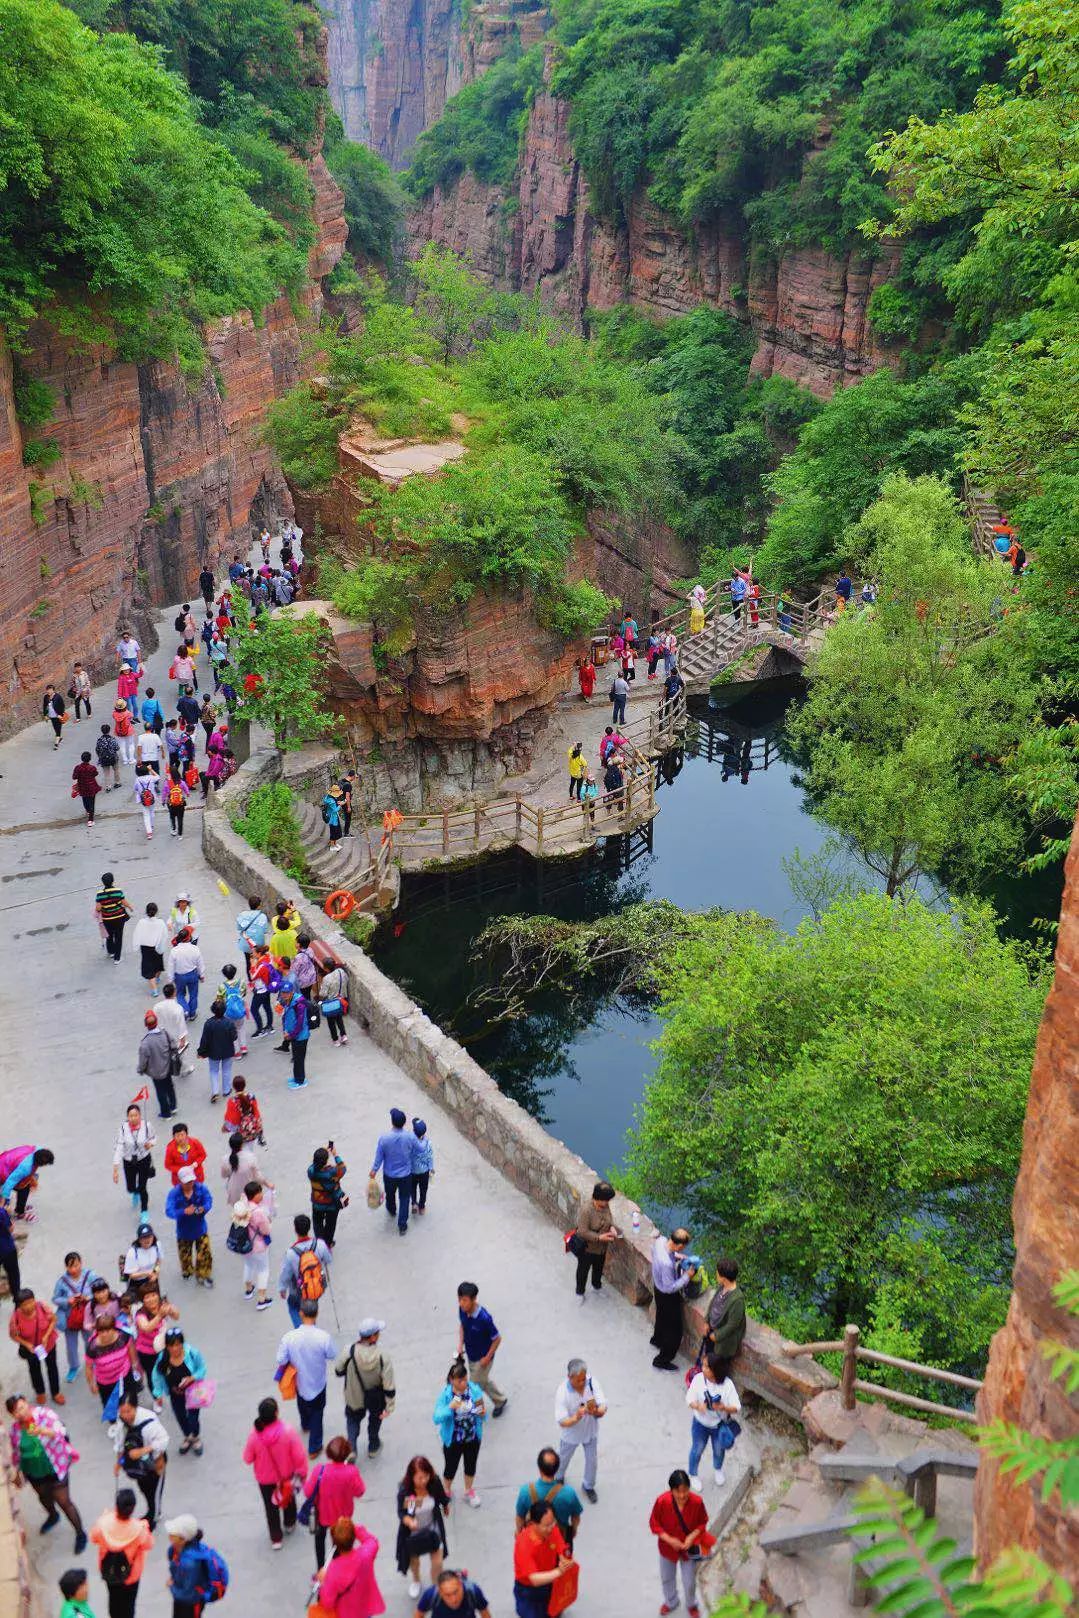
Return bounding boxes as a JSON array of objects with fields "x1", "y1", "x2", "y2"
[
  {"x1": 334, "y1": 1317, "x2": 395, "y2": 1457},
  {"x1": 137, "y1": 1011, "x2": 177, "y2": 1119}
]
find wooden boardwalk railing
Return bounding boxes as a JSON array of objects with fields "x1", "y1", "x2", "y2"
[{"x1": 785, "y1": 1322, "x2": 983, "y2": 1423}]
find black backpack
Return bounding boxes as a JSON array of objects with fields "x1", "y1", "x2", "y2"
[
  {"x1": 174, "y1": 612, "x2": 187, "y2": 632},
  {"x1": 101, "y1": 1548, "x2": 132, "y2": 1587}
]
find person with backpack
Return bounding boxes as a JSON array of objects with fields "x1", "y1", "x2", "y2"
[
  {"x1": 235, "y1": 896, "x2": 270, "y2": 982},
  {"x1": 515, "y1": 1447, "x2": 583, "y2": 1550},
  {"x1": 112, "y1": 700, "x2": 136, "y2": 765},
  {"x1": 140, "y1": 688, "x2": 165, "y2": 734},
  {"x1": 111, "y1": 1395, "x2": 169, "y2": 1525},
  {"x1": 196, "y1": 1000, "x2": 237, "y2": 1105},
  {"x1": 249, "y1": 947, "x2": 279, "y2": 1039},
  {"x1": 230, "y1": 1182, "x2": 274, "y2": 1308},
  {"x1": 217, "y1": 963, "x2": 248, "y2": 1055},
  {"x1": 222, "y1": 1077, "x2": 266, "y2": 1147},
  {"x1": 138, "y1": 1011, "x2": 178, "y2": 1120},
  {"x1": 278, "y1": 1214, "x2": 332, "y2": 1328},
  {"x1": 43, "y1": 684, "x2": 67, "y2": 747},
  {"x1": 336, "y1": 1317, "x2": 395, "y2": 1458},
  {"x1": 164, "y1": 766, "x2": 189, "y2": 839},
  {"x1": 132, "y1": 765, "x2": 159, "y2": 839},
  {"x1": 308, "y1": 1145, "x2": 347, "y2": 1246},
  {"x1": 95, "y1": 1482, "x2": 158, "y2": 1594},
  {"x1": 280, "y1": 980, "x2": 311, "y2": 1090},
  {"x1": 164, "y1": 1515, "x2": 228, "y2": 1616},
  {"x1": 321, "y1": 785, "x2": 344, "y2": 851},
  {"x1": 415, "y1": 1570, "x2": 492, "y2": 1618},
  {"x1": 96, "y1": 724, "x2": 121, "y2": 789},
  {"x1": 242, "y1": 1396, "x2": 308, "y2": 1548},
  {"x1": 274, "y1": 1299, "x2": 337, "y2": 1459}
]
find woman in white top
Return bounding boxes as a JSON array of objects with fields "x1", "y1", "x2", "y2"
[
  {"x1": 123, "y1": 1223, "x2": 164, "y2": 1288},
  {"x1": 112, "y1": 1103, "x2": 157, "y2": 1215},
  {"x1": 685, "y1": 1352, "x2": 741, "y2": 1488}
]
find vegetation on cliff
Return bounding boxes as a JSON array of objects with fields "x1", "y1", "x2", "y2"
[
  {"x1": 268, "y1": 249, "x2": 673, "y2": 647},
  {"x1": 406, "y1": 42, "x2": 545, "y2": 200}
]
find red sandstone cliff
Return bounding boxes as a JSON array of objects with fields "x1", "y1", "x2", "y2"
[
  {"x1": 408, "y1": 83, "x2": 902, "y2": 395},
  {"x1": 325, "y1": 0, "x2": 549, "y2": 168},
  {"x1": 974, "y1": 813, "x2": 1079, "y2": 1580},
  {"x1": 0, "y1": 154, "x2": 346, "y2": 737}
]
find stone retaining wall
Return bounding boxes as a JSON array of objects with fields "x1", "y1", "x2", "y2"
[{"x1": 206, "y1": 747, "x2": 836, "y2": 1421}]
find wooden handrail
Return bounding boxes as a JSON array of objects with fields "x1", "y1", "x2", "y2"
[
  {"x1": 855, "y1": 1347, "x2": 983, "y2": 1392},
  {"x1": 786, "y1": 1322, "x2": 984, "y2": 1418}
]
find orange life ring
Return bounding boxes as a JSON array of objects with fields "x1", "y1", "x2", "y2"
[{"x1": 324, "y1": 889, "x2": 356, "y2": 921}]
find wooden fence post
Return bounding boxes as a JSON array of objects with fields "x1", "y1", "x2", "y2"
[
  {"x1": 536, "y1": 807, "x2": 544, "y2": 854},
  {"x1": 515, "y1": 798, "x2": 522, "y2": 845},
  {"x1": 442, "y1": 809, "x2": 449, "y2": 856},
  {"x1": 841, "y1": 1323, "x2": 861, "y2": 1410},
  {"x1": 474, "y1": 805, "x2": 481, "y2": 850}
]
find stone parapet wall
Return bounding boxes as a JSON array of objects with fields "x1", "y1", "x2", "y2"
[
  {"x1": 0, "y1": 1436, "x2": 39, "y2": 1618},
  {"x1": 206, "y1": 748, "x2": 836, "y2": 1421}
]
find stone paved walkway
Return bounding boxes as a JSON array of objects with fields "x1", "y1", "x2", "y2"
[{"x1": 0, "y1": 596, "x2": 749, "y2": 1615}]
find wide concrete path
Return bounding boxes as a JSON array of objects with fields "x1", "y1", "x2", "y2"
[{"x1": 0, "y1": 596, "x2": 724, "y2": 1615}]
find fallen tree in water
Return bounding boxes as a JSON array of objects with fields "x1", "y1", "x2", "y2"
[{"x1": 462, "y1": 899, "x2": 731, "y2": 1033}]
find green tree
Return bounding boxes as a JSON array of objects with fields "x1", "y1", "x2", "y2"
[
  {"x1": 625, "y1": 891, "x2": 1046, "y2": 1362},
  {"x1": 405, "y1": 43, "x2": 544, "y2": 200},
  {"x1": 324, "y1": 123, "x2": 406, "y2": 266},
  {"x1": 0, "y1": 0, "x2": 308, "y2": 371},
  {"x1": 228, "y1": 610, "x2": 335, "y2": 749},
  {"x1": 788, "y1": 473, "x2": 1038, "y2": 896}
]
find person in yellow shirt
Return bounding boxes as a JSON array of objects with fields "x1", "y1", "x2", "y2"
[
  {"x1": 567, "y1": 742, "x2": 586, "y2": 801},
  {"x1": 270, "y1": 914, "x2": 298, "y2": 970}
]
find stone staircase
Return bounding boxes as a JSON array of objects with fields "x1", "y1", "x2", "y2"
[
  {"x1": 294, "y1": 797, "x2": 386, "y2": 905},
  {"x1": 708, "y1": 1399, "x2": 979, "y2": 1617}
]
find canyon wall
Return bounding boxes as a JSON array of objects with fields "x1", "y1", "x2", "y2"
[
  {"x1": 974, "y1": 811, "x2": 1079, "y2": 1581},
  {"x1": 325, "y1": 0, "x2": 549, "y2": 167},
  {"x1": 409, "y1": 83, "x2": 902, "y2": 394},
  {"x1": 0, "y1": 155, "x2": 347, "y2": 738}
]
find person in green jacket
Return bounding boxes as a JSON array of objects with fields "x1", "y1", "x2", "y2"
[
  {"x1": 58, "y1": 1567, "x2": 96, "y2": 1618},
  {"x1": 703, "y1": 1257, "x2": 747, "y2": 1361}
]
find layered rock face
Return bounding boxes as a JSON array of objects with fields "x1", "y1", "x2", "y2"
[
  {"x1": 325, "y1": 0, "x2": 548, "y2": 167},
  {"x1": 0, "y1": 155, "x2": 346, "y2": 738},
  {"x1": 974, "y1": 813, "x2": 1079, "y2": 1580},
  {"x1": 409, "y1": 84, "x2": 901, "y2": 394}
]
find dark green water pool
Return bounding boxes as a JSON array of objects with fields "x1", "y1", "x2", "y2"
[{"x1": 371, "y1": 680, "x2": 1062, "y2": 1176}]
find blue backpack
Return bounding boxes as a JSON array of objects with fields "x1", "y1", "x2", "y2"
[
  {"x1": 195, "y1": 1544, "x2": 229, "y2": 1605},
  {"x1": 224, "y1": 986, "x2": 245, "y2": 1020}
]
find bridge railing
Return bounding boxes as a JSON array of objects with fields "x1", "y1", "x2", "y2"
[{"x1": 785, "y1": 1322, "x2": 984, "y2": 1423}]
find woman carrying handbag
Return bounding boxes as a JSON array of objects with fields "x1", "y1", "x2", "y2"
[
  {"x1": 242, "y1": 1397, "x2": 308, "y2": 1548},
  {"x1": 648, "y1": 1469, "x2": 716, "y2": 1618},
  {"x1": 394, "y1": 1454, "x2": 449, "y2": 1599}
]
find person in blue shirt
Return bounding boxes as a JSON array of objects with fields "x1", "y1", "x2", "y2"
[
  {"x1": 152, "y1": 1328, "x2": 208, "y2": 1454},
  {"x1": 410, "y1": 1118, "x2": 434, "y2": 1216},
  {"x1": 164, "y1": 1168, "x2": 214, "y2": 1286},
  {"x1": 370, "y1": 1109, "x2": 416, "y2": 1234},
  {"x1": 279, "y1": 980, "x2": 310, "y2": 1091},
  {"x1": 730, "y1": 570, "x2": 748, "y2": 621},
  {"x1": 457, "y1": 1282, "x2": 508, "y2": 1417},
  {"x1": 274, "y1": 1299, "x2": 337, "y2": 1457},
  {"x1": 433, "y1": 1358, "x2": 487, "y2": 1509},
  {"x1": 140, "y1": 688, "x2": 165, "y2": 734},
  {"x1": 514, "y1": 1447, "x2": 583, "y2": 1548}
]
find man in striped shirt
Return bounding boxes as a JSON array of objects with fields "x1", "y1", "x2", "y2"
[{"x1": 95, "y1": 872, "x2": 132, "y2": 962}]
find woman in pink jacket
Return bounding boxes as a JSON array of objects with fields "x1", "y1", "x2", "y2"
[
  {"x1": 303, "y1": 1436, "x2": 366, "y2": 1571},
  {"x1": 317, "y1": 1518, "x2": 384, "y2": 1618},
  {"x1": 242, "y1": 1397, "x2": 308, "y2": 1547}
]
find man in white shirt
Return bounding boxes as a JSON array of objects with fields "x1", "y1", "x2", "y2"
[
  {"x1": 555, "y1": 1357, "x2": 606, "y2": 1502},
  {"x1": 156, "y1": 983, "x2": 194, "y2": 1073},
  {"x1": 275, "y1": 1299, "x2": 337, "y2": 1457},
  {"x1": 113, "y1": 1391, "x2": 169, "y2": 1526},
  {"x1": 136, "y1": 726, "x2": 164, "y2": 767},
  {"x1": 168, "y1": 932, "x2": 205, "y2": 1021},
  {"x1": 116, "y1": 631, "x2": 141, "y2": 670}
]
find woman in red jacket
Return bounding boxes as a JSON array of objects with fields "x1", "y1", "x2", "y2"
[
  {"x1": 242, "y1": 1397, "x2": 309, "y2": 1547},
  {"x1": 71, "y1": 751, "x2": 101, "y2": 825},
  {"x1": 649, "y1": 1469, "x2": 715, "y2": 1618}
]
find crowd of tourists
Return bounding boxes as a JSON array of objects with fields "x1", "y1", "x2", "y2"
[{"x1": 8, "y1": 530, "x2": 752, "y2": 1618}]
